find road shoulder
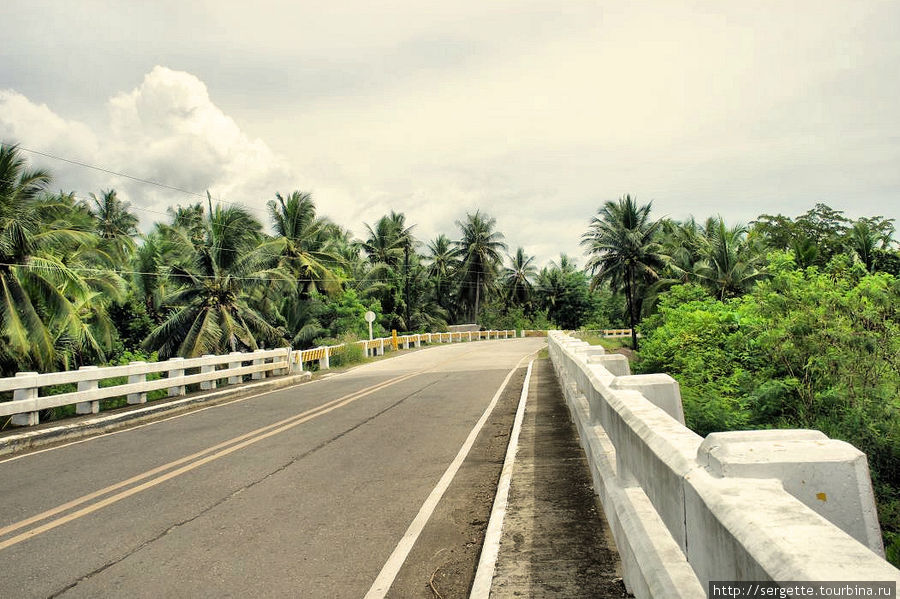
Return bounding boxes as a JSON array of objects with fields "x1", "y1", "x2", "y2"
[{"x1": 490, "y1": 357, "x2": 627, "y2": 598}]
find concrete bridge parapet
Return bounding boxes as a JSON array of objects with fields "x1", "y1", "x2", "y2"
[{"x1": 547, "y1": 330, "x2": 900, "y2": 598}]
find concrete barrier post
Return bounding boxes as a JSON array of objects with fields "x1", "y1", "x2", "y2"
[
  {"x1": 76, "y1": 366, "x2": 101, "y2": 414},
  {"x1": 402, "y1": 336, "x2": 410, "y2": 349},
  {"x1": 127, "y1": 361, "x2": 148, "y2": 404},
  {"x1": 697, "y1": 430, "x2": 886, "y2": 554},
  {"x1": 612, "y1": 374, "x2": 685, "y2": 424},
  {"x1": 167, "y1": 357, "x2": 186, "y2": 396},
  {"x1": 252, "y1": 350, "x2": 266, "y2": 380},
  {"x1": 414, "y1": 335, "x2": 421, "y2": 347},
  {"x1": 289, "y1": 350, "x2": 305, "y2": 374},
  {"x1": 11, "y1": 372, "x2": 39, "y2": 426},
  {"x1": 588, "y1": 354, "x2": 631, "y2": 376},
  {"x1": 318, "y1": 347, "x2": 330, "y2": 370},
  {"x1": 227, "y1": 352, "x2": 243, "y2": 385},
  {"x1": 377, "y1": 339, "x2": 384, "y2": 356},
  {"x1": 275, "y1": 348, "x2": 290, "y2": 375},
  {"x1": 200, "y1": 356, "x2": 217, "y2": 390}
]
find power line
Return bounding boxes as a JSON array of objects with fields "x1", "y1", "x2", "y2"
[{"x1": 7, "y1": 144, "x2": 271, "y2": 217}]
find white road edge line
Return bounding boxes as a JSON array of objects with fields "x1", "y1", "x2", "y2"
[
  {"x1": 363, "y1": 352, "x2": 537, "y2": 599},
  {"x1": 469, "y1": 358, "x2": 534, "y2": 599}
]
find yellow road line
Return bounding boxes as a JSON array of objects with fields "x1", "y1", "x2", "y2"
[{"x1": 0, "y1": 368, "x2": 425, "y2": 550}]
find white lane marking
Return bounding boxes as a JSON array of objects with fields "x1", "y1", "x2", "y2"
[
  {"x1": 363, "y1": 351, "x2": 537, "y2": 599},
  {"x1": 469, "y1": 358, "x2": 535, "y2": 598}
]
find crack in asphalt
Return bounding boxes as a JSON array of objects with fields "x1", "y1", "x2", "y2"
[{"x1": 47, "y1": 374, "x2": 450, "y2": 598}]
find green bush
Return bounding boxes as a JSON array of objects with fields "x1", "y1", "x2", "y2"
[
  {"x1": 328, "y1": 333, "x2": 367, "y2": 368},
  {"x1": 636, "y1": 257, "x2": 900, "y2": 565}
]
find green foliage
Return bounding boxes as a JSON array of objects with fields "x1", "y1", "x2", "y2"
[
  {"x1": 535, "y1": 255, "x2": 594, "y2": 329},
  {"x1": 479, "y1": 305, "x2": 553, "y2": 332},
  {"x1": 582, "y1": 286, "x2": 628, "y2": 330},
  {"x1": 326, "y1": 332, "x2": 366, "y2": 368},
  {"x1": 636, "y1": 284, "x2": 759, "y2": 434},
  {"x1": 315, "y1": 290, "x2": 385, "y2": 343},
  {"x1": 638, "y1": 259, "x2": 900, "y2": 566}
]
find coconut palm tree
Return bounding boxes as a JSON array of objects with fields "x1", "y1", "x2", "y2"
[
  {"x1": 503, "y1": 247, "x2": 536, "y2": 310},
  {"x1": 0, "y1": 144, "x2": 100, "y2": 372},
  {"x1": 693, "y1": 218, "x2": 764, "y2": 299},
  {"x1": 266, "y1": 191, "x2": 341, "y2": 298},
  {"x1": 453, "y1": 210, "x2": 506, "y2": 322},
  {"x1": 847, "y1": 221, "x2": 880, "y2": 273},
  {"x1": 361, "y1": 211, "x2": 416, "y2": 330},
  {"x1": 425, "y1": 234, "x2": 458, "y2": 317},
  {"x1": 85, "y1": 189, "x2": 139, "y2": 262},
  {"x1": 143, "y1": 203, "x2": 286, "y2": 358},
  {"x1": 581, "y1": 194, "x2": 665, "y2": 350}
]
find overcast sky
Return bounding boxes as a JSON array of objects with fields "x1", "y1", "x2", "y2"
[{"x1": 2, "y1": 1, "x2": 898, "y2": 266}]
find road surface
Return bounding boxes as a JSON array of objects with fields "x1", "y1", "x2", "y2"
[{"x1": 0, "y1": 338, "x2": 544, "y2": 598}]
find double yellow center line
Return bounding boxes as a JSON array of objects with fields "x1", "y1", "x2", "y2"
[{"x1": 0, "y1": 366, "x2": 427, "y2": 551}]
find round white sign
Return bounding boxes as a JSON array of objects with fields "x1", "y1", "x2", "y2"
[{"x1": 364, "y1": 310, "x2": 376, "y2": 323}]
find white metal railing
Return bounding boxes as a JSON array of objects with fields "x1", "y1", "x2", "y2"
[{"x1": 1, "y1": 330, "x2": 521, "y2": 428}]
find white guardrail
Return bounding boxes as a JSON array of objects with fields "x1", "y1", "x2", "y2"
[
  {"x1": 548, "y1": 330, "x2": 900, "y2": 598},
  {"x1": 0, "y1": 330, "x2": 518, "y2": 428}
]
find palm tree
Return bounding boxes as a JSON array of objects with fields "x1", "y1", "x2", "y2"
[
  {"x1": 143, "y1": 203, "x2": 285, "y2": 358},
  {"x1": 386, "y1": 212, "x2": 417, "y2": 330},
  {"x1": 581, "y1": 194, "x2": 665, "y2": 350},
  {"x1": 425, "y1": 234, "x2": 457, "y2": 315},
  {"x1": 266, "y1": 191, "x2": 341, "y2": 298},
  {"x1": 847, "y1": 221, "x2": 880, "y2": 273},
  {"x1": 453, "y1": 210, "x2": 507, "y2": 322},
  {"x1": 659, "y1": 218, "x2": 704, "y2": 283},
  {"x1": 693, "y1": 218, "x2": 764, "y2": 299},
  {"x1": 361, "y1": 211, "x2": 416, "y2": 330},
  {"x1": 0, "y1": 144, "x2": 99, "y2": 372},
  {"x1": 503, "y1": 247, "x2": 536, "y2": 310},
  {"x1": 85, "y1": 189, "x2": 139, "y2": 262}
]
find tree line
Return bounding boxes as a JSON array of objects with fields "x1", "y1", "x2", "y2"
[{"x1": 0, "y1": 143, "x2": 620, "y2": 377}]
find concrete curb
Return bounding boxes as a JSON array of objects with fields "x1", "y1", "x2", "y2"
[
  {"x1": 0, "y1": 372, "x2": 312, "y2": 458},
  {"x1": 470, "y1": 359, "x2": 534, "y2": 598}
]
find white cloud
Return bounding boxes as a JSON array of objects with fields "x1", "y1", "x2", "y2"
[
  {"x1": 2, "y1": 2, "x2": 899, "y2": 267},
  {"x1": 0, "y1": 66, "x2": 295, "y2": 226}
]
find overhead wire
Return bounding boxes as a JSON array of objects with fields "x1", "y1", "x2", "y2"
[{"x1": 9, "y1": 145, "x2": 271, "y2": 217}]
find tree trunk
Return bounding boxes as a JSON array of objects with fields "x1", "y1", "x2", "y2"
[
  {"x1": 403, "y1": 246, "x2": 410, "y2": 330},
  {"x1": 625, "y1": 266, "x2": 639, "y2": 351},
  {"x1": 474, "y1": 271, "x2": 481, "y2": 323}
]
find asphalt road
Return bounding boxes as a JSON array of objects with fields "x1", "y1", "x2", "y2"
[{"x1": 0, "y1": 338, "x2": 545, "y2": 598}]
